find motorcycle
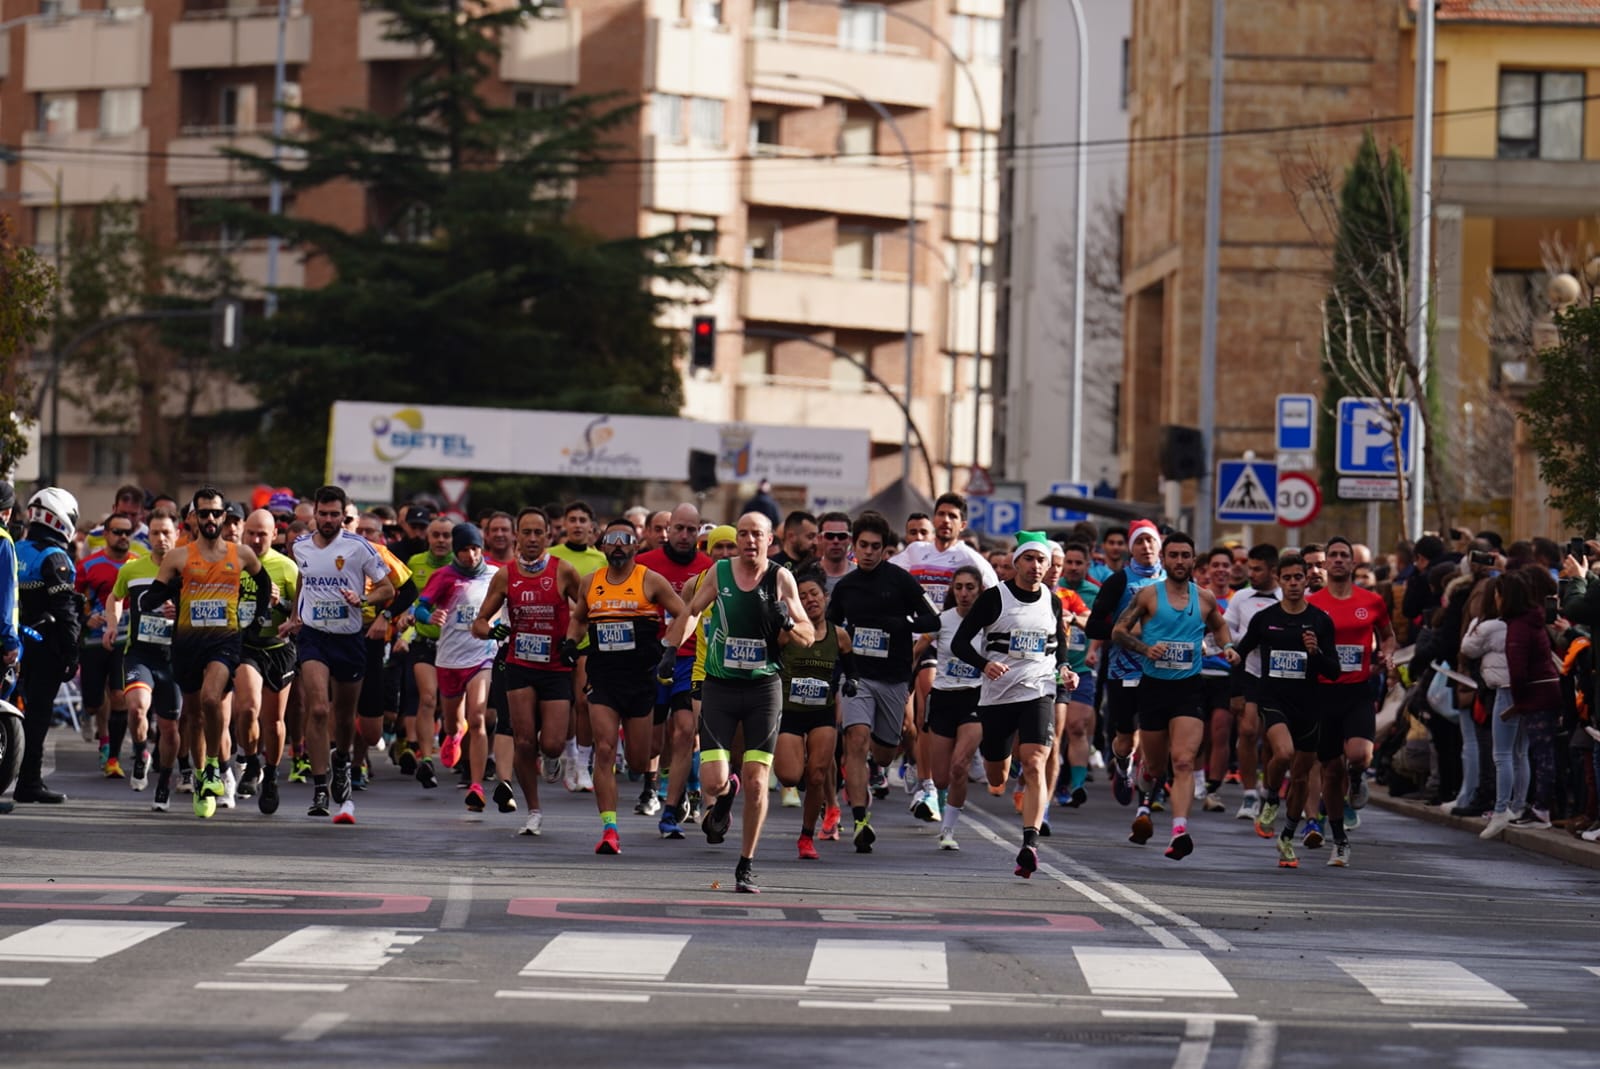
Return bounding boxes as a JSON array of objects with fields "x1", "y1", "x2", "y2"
[{"x1": 0, "y1": 627, "x2": 43, "y2": 800}]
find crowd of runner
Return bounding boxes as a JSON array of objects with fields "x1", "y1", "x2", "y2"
[{"x1": 3, "y1": 480, "x2": 1597, "y2": 890}]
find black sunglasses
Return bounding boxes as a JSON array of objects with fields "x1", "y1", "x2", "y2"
[
  {"x1": 821, "y1": 532, "x2": 851, "y2": 541},
  {"x1": 194, "y1": 509, "x2": 225, "y2": 520},
  {"x1": 107, "y1": 527, "x2": 134, "y2": 536}
]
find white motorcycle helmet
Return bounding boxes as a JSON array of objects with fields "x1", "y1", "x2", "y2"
[{"x1": 27, "y1": 487, "x2": 80, "y2": 541}]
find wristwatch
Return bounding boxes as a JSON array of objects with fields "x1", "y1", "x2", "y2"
[{"x1": 380, "y1": 609, "x2": 394, "y2": 621}]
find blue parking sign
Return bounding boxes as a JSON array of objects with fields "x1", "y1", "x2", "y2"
[
  {"x1": 1048, "y1": 482, "x2": 1090, "y2": 523},
  {"x1": 1336, "y1": 397, "x2": 1413, "y2": 476}
]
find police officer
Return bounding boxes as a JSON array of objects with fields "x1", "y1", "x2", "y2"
[
  {"x1": 0, "y1": 481, "x2": 18, "y2": 814},
  {"x1": 14, "y1": 488, "x2": 81, "y2": 804}
]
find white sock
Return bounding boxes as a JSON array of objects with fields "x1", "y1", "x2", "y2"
[
  {"x1": 919, "y1": 777, "x2": 935, "y2": 793},
  {"x1": 941, "y1": 804, "x2": 961, "y2": 835},
  {"x1": 577, "y1": 744, "x2": 593, "y2": 768},
  {"x1": 563, "y1": 738, "x2": 578, "y2": 760}
]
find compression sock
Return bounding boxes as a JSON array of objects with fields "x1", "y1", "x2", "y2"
[
  {"x1": 1281, "y1": 817, "x2": 1299, "y2": 840},
  {"x1": 108, "y1": 712, "x2": 128, "y2": 759},
  {"x1": 1022, "y1": 826, "x2": 1039, "y2": 848},
  {"x1": 313, "y1": 774, "x2": 328, "y2": 789},
  {"x1": 600, "y1": 810, "x2": 617, "y2": 831},
  {"x1": 851, "y1": 805, "x2": 867, "y2": 823},
  {"x1": 1206, "y1": 778, "x2": 1222, "y2": 796},
  {"x1": 1329, "y1": 816, "x2": 1346, "y2": 843},
  {"x1": 642, "y1": 772, "x2": 659, "y2": 798},
  {"x1": 1069, "y1": 766, "x2": 1088, "y2": 791},
  {"x1": 133, "y1": 737, "x2": 149, "y2": 760}
]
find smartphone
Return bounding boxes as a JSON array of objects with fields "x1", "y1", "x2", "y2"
[
  {"x1": 1568, "y1": 536, "x2": 1587, "y2": 562},
  {"x1": 1545, "y1": 594, "x2": 1560, "y2": 626},
  {"x1": 1448, "y1": 528, "x2": 1466, "y2": 542},
  {"x1": 1470, "y1": 550, "x2": 1495, "y2": 567}
]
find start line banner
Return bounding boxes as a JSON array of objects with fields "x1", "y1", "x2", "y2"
[{"x1": 327, "y1": 401, "x2": 871, "y2": 491}]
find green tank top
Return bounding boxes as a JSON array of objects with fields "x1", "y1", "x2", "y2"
[
  {"x1": 704, "y1": 558, "x2": 781, "y2": 681},
  {"x1": 780, "y1": 620, "x2": 839, "y2": 714}
]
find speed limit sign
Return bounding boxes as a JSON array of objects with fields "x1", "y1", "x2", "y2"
[{"x1": 1276, "y1": 471, "x2": 1322, "y2": 528}]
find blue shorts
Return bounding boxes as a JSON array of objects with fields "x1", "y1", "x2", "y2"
[
  {"x1": 654, "y1": 655, "x2": 694, "y2": 708},
  {"x1": 1066, "y1": 669, "x2": 1096, "y2": 706},
  {"x1": 296, "y1": 626, "x2": 367, "y2": 684}
]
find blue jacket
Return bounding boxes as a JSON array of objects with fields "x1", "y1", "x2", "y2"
[{"x1": 0, "y1": 527, "x2": 17, "y2": 658}]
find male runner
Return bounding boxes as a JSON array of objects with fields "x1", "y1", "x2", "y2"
[
  {"x1": 662, "y1": 512, "x2": 813, "y2": 892},
  {"x1": 551, "y1": 500, "x2": 606, "y2": 792},
  {"x1": 84, "y1": 483, "x2": 150, "y2": 554},
  {"x1": 1198, "y1": 546, "x2": 1236, "y2": 812},
  {"x1": 1222, "y1": 544, "x2": 1281, "y2": 819},
  {"x1": 814, "y1": 511, "x2": 855, "y2": 596},
  {"x1": 1301, "y1": 543, "x2": 1327, "y2": 593},
  {"x1": 1090, "y1": 526, "x2": 1128, "y2": 584},
  {"x1": 775, "y1": 568, "x2": 848, "y2": 859},
  {"x1": 643, "y1": 511, "x2": 672, "y2": 554},
  {"x1": 105, "y1": 508, "x2": 180, "y2": 803},
  {"x1": 406, "y1": 517, "x2": 455, "y2": 778},
  {"x1": 904, "y1": 513, "x2": 934, "y2": 546},
  {"x1": 1084, "y1": 520, "x2": 1165, "y2": 806},
  {"x1": 1111, "y1": 532, "x2": 1234, "y2": 859},
  {"x1": 1230, "y1": 552, "x2": 1340, "y2": 868},
  {"x1": 1055, "y1": 542, "x2": 1099, "y2": 807},
  {"x1": 484, "y1": 512, "x2": 515, "y2": 568},
  {"x1": 141, "y1": 488, "x2": 271, "y2": 819},
  {"x1": 565, "y1": 519, "x2": 687, "y2": 854},
  {"x1": 76, "y1": 514, "x2": 140, "y2": 777},
  {"x1": 768, "y1": 510, "x2": 819, "y2": 571},
  {"x1": 234, "y1": 508, "x2": 299, "y2": 813},
  {"x1": 281, "y1": 486, "x2": 396, "y2": 824},
  {"x1": 1307, "y1": 535, "x2": 1395, "y2": 866}
]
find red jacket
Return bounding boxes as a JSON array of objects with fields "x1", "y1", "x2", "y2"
[{"x1": 1504, "y1": 608, "x2": 1562, "y2": 711}]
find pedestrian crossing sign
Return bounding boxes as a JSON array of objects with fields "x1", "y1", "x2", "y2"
[{"x1": 1215, "y1": 460, "x2": 1276, "y2": 524}]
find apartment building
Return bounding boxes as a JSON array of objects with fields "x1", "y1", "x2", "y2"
[{"x1": 0, "y1": 0, "x2": 1000, "y2": 506}]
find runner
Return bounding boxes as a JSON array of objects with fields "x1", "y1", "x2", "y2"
[
  {"x1": 952, "y1": 532, "x2": 1076, "y2": 876},
  {"x1": 234, "y1": 508, "x2": 300, "y2": 814},
  {"x1": 76, "y1": 514, "x2": 141, "y2": 779},
  {"x1": 775, "y1": 568, "x2": 848, "y2": 859},
  {"x1": 1110, "y1": 532, "x2": 1235, "y2": 859},
  {"x1": 678, "y1": 525, "x2": 741, "y2": 832},
  {"x1": 280, "y1": 486, "x2": 397, "y2": 824},
  {"x1": 661, "y1": 512, "x2": 813, "y2": 892},
  {"x1": 1043, "y1": 542, "x2": 1091, "y2": 821},
  {"x1": 84, "y1": 483, "x2": 151, "y2": 554},
  {"x1": 104, "y1": 507, "x2": 181, "y2": 805},
  {"x1": 1198, "y1": 546, "x2": 1236, "y2": 813},
  {"x1": 140, "y1": 488, "x2": 272, "y2": 819},
  {"x1": 1222, "y1": 544, "x2": 1281, "y2": 819},
  {"x1": 1229, "y1": 552, "x2": 1340, "y2": 868},
  {"x1": 768, "y1": 510, "x2": 819, "y2": 571},
  {"x1": 1090, "y1": 526, "x2": 1128, "y2": 584},
  {"x1": 904, "y1": 513, "x2": 934, "y2": 546},
  {"x1": 1307, "y1": 535, "x2": 1396, "y2": 867},
  {"x1": 1055, "y1": 542, "x2": 1099, "y2": 808},
  {"x1": 826, "y1": 511, "x2": 940, "y2": 852},
  {"x1": 550, "y1": 500, "x2": 607, "y2": 793},
  {"x1": 1301, "y1": 543, "x2": 1327, "y2": 593},
  {"x1": 643, "y1": 510, "x2": 672, "y2": 554},
  {"x1": 405, "y1": 517, "x2": 456, "y2": 784},
  {"x1": 915, "y1": 564, "x2": 985, "y2": 850},
  {"x1": 565, "y1": 518, "x2": 687, "y2": 854},
  {"x1": 814, "y1": 511, "x2": 855, "y2": 596},
  {"x1": 471, "y1": 506, "x2": 581, "y2": 836}
]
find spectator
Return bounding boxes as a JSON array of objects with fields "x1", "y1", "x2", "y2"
[
  {"x1": 1403, "y1": 535, "x2": 1449, "y2": 628},
  {"x1": 1502, "y1": 570, "x2": 1564, "y2": 831},
  {"x1": 738, "y1": 479, "x2": 782, "y2": 527},
  {"x1": 1457, "y1": 576, "x2": 1507, "y2": 818}
]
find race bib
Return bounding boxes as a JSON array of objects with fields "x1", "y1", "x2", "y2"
[
  {"x1": 188, "y1": 600, "x2": 229, "y2": 628},
  {"x1": 137, "y1": 614, "x2": 173, "y2": 646},
  {"x1": 1153, "y1": 642, "x2": 1195, "y2": 672},
  {"x1": 452, "y1": 602, "x2": 479, "y2": 628},
  {"x1": 1268, "y1": 649, "x2": 1308, "y2": 679},
  {"x1": 788, "y1": 675, "x2": 831, "y2": 706},
  {"x1": 854, "y1": 627, "x2": 889, "y2": 658},
  {"x1": 1009, "y1": 629, "x2": 1049, "y2": 657},
  {"x1": 725, "y1": 636, "x2": 767, "y2": 671},
  {"x1": 514, "y1": 632, "x2": 552, "y2": 664},
  {"x1": 1337, "y1": 644, "x2": 1365, "y2": 672},
  {"x1": 311, "y1": 602, "x2": 348, "y2": 623},
  {"x1": 943, "y1": 658, "x2": 980, "y2": 682},
  {"x1": 597, "y1": 621, "x2": 636, "y2": 652},
  {"x1": 1067, "y1": 629, "x2": 1089, "y2": 653}
]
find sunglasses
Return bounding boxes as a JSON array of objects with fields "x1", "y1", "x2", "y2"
[
  {"x1": 194, "y1": 509, "x2": 225, "y2": 520},
  {"x1": 821, "y1": 532, "x2": 851, "y2": 541},
  {"x1": 600, "y1": 531, "x2": 637, "y2": 547},
  {"x1": 107, "y1": 528, "x2": 134, "y2": 536}
]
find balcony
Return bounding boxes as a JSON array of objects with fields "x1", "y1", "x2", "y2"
[
  {"x1": 641, "y1": 135, "x2": 736, "y2": 217},
  {"x1": 944, "y1": 166, "x2": 999, "y2": 243},
  {"x1": 170, "y1": 10, "x2": 312, "y2": 70},
  {"x1": 745, "y1": 149, "x2": 933, "y2": 221},
  {"x1": 749, "y1": 31, "x2": 937, "y2": 111},
  {"x1": 648, "y1": 17, "x2": 736, "y2": 99},
  {"x1": 949, "y1": 63, "x2": 1001, "y2": 131},
  {"x1": 735, "y1": 374, "x2": 930, "y2": 447},
  {"x1": 24, "y1": 13, "x2": 151, "y2": 92},
  {"x1": 20, "y1": 130, "x2": 148, "y2": 204},
  {"x1": 501, "y1": 9, "x2": 582, "y2": 85},
  {"x1": 180, "y1": 242, "x2": 305, "y2": 293},
  {"x1": 166, "y1": 128, "x2": 281, "y2": 187},
  {"x1": 742, "y1": 262, "x2": 932, "y2": 335}
]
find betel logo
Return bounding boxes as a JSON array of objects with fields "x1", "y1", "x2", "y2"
[
  {"x1": 561, "y1": 415, "x2": 643, "y2": 474},
  {"x1": 370, "y1": 409, "x2": 475, "y2": 463}
]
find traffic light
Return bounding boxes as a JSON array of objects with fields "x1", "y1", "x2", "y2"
[
  {"x1": 691, "y1": 315, "x2": 716, "y2": 370},
  {"x1": 1158, "y1": 425, "x2": 1206, "y2": 481}
]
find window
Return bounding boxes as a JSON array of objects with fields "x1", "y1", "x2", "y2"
[
  {"x1": 653, "y1": 93, "x2": 686, "y2": 143},
  {"x1": 37, "y1": 93, "x2": 77, "y2": 136},
  {"x1": 951, "y1": 14, "x2": 1001, "y2": 64},
  {"x1": 746, "y1": 218, "x2": 779, "y2": 265},
  {"x1": 838, "y1": 114, "x2": 875, "y2": 157},
  {"x1": 838, "y1": 2, "x2": 885, "y2": 53},
  {"x1": 752, "y1": 0, "x2": 783, "y2": 34},
  {"x1": 742, "y1": 338, "x2": 772, "y2": 379},
  {"x1": 750, "y1": 107, "x2": 779, "y2": 151},
  {"x1": 514, "y1": 84, "x2": 567, "y2": 111},
  {"x1": 40, "y1": 0, "x2": 82, "y2": 15},
  {"x1": 219, "y1": 84, "x2": 256, "y2": 130},
  {"x1": 92, "y1": 437, "x2": 131, "y2": 479},
  {"x1": 691, "y1": 0, "x2": 722, "y2": 27},
  {"x1": 690, "y1": 97, "x2": 724, "y2": 147},
  {"x1": 1497, "y1": 70, "x2": 1584, "y2": 160},
  {"x1": 100, "y1": 89, "x2": 141, "y2": 136},
  {"x1": 683, "y1": 215, "x2": 717, "y2": 258},
  {"x1": 834, "y1": 225, "x2": 877, "y2": 277}
]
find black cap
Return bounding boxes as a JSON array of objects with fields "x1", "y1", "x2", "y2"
[
  {"x1": 404, "y1": 505, "x2": 436, "y2": 527},
  {"x1": 224, "y1": 501, "x2": 246, "y2": 520},
  {"x1": 0, "y1": 481, "x2": 14, "y2": 512},
  {"x1": 452, "y1": 524, "x2": 484, "y2": 553}
]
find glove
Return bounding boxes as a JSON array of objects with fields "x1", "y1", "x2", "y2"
[
  {"x1": 412, "y1": 602, "x2": 433, "y2": 626},
  {"x1": 489, "y1": 622, "x2": 510, "y2": 642},
  {"x1": 657, "y1": 647, "x2": 678, "y2": 685},
  {"x1": 771, "y1": 598, "x2": 793, "y2": 632},
  {"x1": 559, "y1": 638, "x2": 580, "y2": 668},
  {"x1": 62, "y1": 658, "x2": 80, "y2": 683},
  {"x1": 841, "y1": 677, "x2": 859, "y2": 698}
]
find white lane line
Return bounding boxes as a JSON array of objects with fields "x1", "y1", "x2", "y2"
[
  {"x1": 282, "y1": 1012, "x2": 349, "y2": 1042},
  {"x1": 241, "y1": 926, "x2": 430, "y2": 973},
  {"x1": 798, "y1": 999, "x2": 951, "y2": 1014},
  {"x1": 1410, "y1": 1023, "x2": 1567, "y2": 1034},
  {"x1": 441, "y1": 877, "x2": 471, "y2": 930},
  {"x1": 520, "y1": 932, "x2": 690, "y2": 983},
  {"x1": 1075, "y1": 946, "x2": 1236, "y2": 1000},
  {"x1": 0, "y1": 977, "x2": 51, "y2": 987},
  {"x1": 1586, "y1": 967, "x2": 1600, "y2": 979},
  {"x1": 957, "y1": 810, "x2": 1186, "y2": 949},
  {"x1": 495, "y1": 990, "x2": 651, "y2": 1004},
  {"x1": 1239, "y1": 1021, "x2": 1279, "y2": 1069},
  {"x1": 1102, "y1": 1010, "x2": 1259, "y2": 1023},
  {"x1": 0, "y1": 920, "x2": 183, "y2": 964},
  {"x1": 805, "y1": 939, "x2": 948, "y2": 991},
  {"x1": 1172, "y1": 1017, "x2": 1214, "y2": 1069},
  {"x1": 195, "y1": 981, "x2": 349, "y2": 993},
  {"x1": 1332, "y1": 957, "x2": 1525, "y2": 1009}
]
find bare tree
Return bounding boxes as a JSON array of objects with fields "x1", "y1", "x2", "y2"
[{"x1": 1052, "y1": 184, "x2": 1124, "y2": 463}]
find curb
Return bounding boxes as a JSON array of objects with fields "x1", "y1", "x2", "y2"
[{"x1": 1367, "y1": 790, "x2": 1600, "y2": 871}]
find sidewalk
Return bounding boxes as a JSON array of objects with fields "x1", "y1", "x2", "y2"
[{"x1": 1368, "y1": 790, "x2": 1600, "y2": 871}]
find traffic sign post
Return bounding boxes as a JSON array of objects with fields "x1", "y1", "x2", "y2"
[
  {"x1": 1216, "y1": 459, "x2": 1277, "y2": 525},
  {"x1": 1048, "y1": 482, "x2": 1090, "y2": 523},
  {"x1": 1336, "y1": 397, "x2": 1414, "y2": 476},
  {"x1": 1276, "y1": 394, "x2": 1317, "y2": 453},
  {"x1": 1275, "y1": 471, "x2": 1321, "y2": 528},
  {"x1": 964, "y1": 465, "x2": 995, "y2": 497}
]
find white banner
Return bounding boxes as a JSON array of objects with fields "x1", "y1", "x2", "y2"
[{"x1": 329, "y1": 463, "x2": 394, "y2": 504}]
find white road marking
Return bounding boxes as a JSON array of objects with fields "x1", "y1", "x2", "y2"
[
  {"x1": 441, "y1": 876, "x2": 471, "y2": 930},
  {"x1": 495, "y1": 989, "x2": 651, "y2": 1004},
  {"x1": 797, "y1": 999, "x2": 951, "y2": 1014},
  {"x1": 0, "y1": 977, "x2": 51, "y2": 987},
  {"x1": 519, "y1": 932, "x2": 690, "y2": 983},
  {"x1": 195, "y1": 981, "x2": 349, "y2": 993},
  {"x1": 1410, "y1": 1023, "x2": 1567, "y2": 1034},
  {"x1": 0, "y1": 920, "x2": 183, "y2": 964},
  {"x1": 241, "y1": 926, "x2": 430, "y2": 973},
  {"x1": 1101, "y1": 1010, "x2": 1259, "y2": 1023},
  {"x1": 1332, "y1": 957, "x2": 1525, "y2": 1009},
  {"x1": 1586, "y1": 967, "x2": 1600, "y2": 979},
  {"x1": 1239, "y1": 1021, "x2": 1278, "y2": 1069},
  {"x1": 1172, "y1": 1017, "x2": 1214, "y2": 1069},
  {"x1": 282, "y1": 1012, "x2": 349, "y2": 1042},
  {"x1": 805, "y1": 939, "x2": 948, "y2": 991},
  {"x1": 1075, "y1": 946, "x2": 1236, "y2": 999}
]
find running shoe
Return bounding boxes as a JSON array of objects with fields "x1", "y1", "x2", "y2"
[
  {"x1": 1111, "y1": 758, "x2": 1134, "y2": 807},
  {"x1": 898, "y1": 757, "x2": 917, "y2": 794},
  {"x1": 703, "y1": 775, "x2": 739, "y2": 845},
  {"x1": 1069, "y1": 786, "x2": 1089, "y2": 808},
  {"x1": 1012, "y1": 789, "x2": 1024, "y2": 814},
  {"x1": 1165, "y1": 833, "x2": 1194, "y2": 861},
  {"x1": 308, "y1": 784, "x2": 331, "y2": 818},
  {"x1": 439, "y1": 731, "x2": 463, "y2": 770},
  {"x1": 465, "y1": 783, "x2": 487, "y2": 812},
  {"x1": 1149, "y1": 787, "x2": 1167, "y2": 813},
  {"x1": 1223, "y1": 769, "x2": 1241, "y2": 784},
  {"x1": 1129, "y1": 811, "x2": 1154, "y2": 845},
  {"x1": 350, "y1": 762, "x2": 369, "y2": 792},
  {"x1": 560, "y1": 754, "x2": 580, "y2": 792},
  {"x1": 869, "y1": 765, "x2": 889, "y2": 800},
  {"x1": 398, "y1": 746, "x2": 419, "y2": 777},
  {"x1": 177, "y1": 768, "x2": 195, "y2": 794},
  {"x1": 330, "y1": 760, "x2": 352, "y2": 806},
  {"x1": 1276, "y1": 834, "x2": 1298, "y2": 868},
  {"x1": 912, "y1": 789, "x2": 939, "y2": 822},
  {"x1": 819, "y1": 805, "x2": 841, "y2": 841},
  {"x1": 201, "y1": 763, "x2": 226, "y2": 800},
  {"x1": 938, "y1": 832, "x2": 959, "y2": 851},
  {"x1": 1235, "y1": 791, "x2": 1258, "y2": 821},
  {"x1": 193, "y1": 790, "x2": 215, "y2": 820},
  {"x1": 595, "y1": 827, "x2": 622, "y2": 855},
  {"x1": 1202, "y1": 792, "x2": 1225, "y2": 813},
  {"x1": 969, "y1": 752, "x2": 986, "y2": 783},
  {"x1": 130, "y1": 754, "x2": 149, "y2": 792},
  {"x1": 333, "y1": 800, "x2": 356, "y2": 825},
  {"x1": 542, "y1": 755, "x2": 561, "y2": 784},
  {"x1": 1014, "y1": 844, "x2": 1038, "y2": 878},
  {"x1": 1580, "y1": 824, "x2": 1600, "y2": 843},
  {"x1": 220, "y1": 766, "x2": 238, "y2": 809},
  {"x1": 494, "y1": 780, "x2": 518, "y2": 813},
  {"x1": 237, "y1": 762, "x2": 259, "y2": 798},
  {"x1": 576, "y1": 764, "x2": 595, "y2": 793},
  {"x1": 780, "y1": 787, "x2": 801, "y2": 809},
  {"x1": 258, "y1": 777, "x2": 280, "y2": 816},
  {"x1": 852, "y1": 816, "x2": 876, "y2": 854},
  {"x1": 1327, "y1": 842, "x2": 1351, "y2": 867},
  {"x1": 519, "y1": 811, "x2": 543, "y2": 837},
  {"x1": 416, "y1": 760, "x2": 439, "y2": 790},
  {"x1": 1343, "y1": 801, "x2": 1360, "y2": 830},
  {"x1": 152, "y1": 777, "x2": 171, "y2": 813},
  {"x1": 987, "y1": 782, "x2": 1006, "y2": 797},
  {"x1": 1302, "y1": 819, "x2": 1324, "y2": 849},
  {"x1": 290, "y1": 755, "x2": 310, "y2": 784},
  {"x1": 797, "y1": 834, "x2": 819, "y2": 860},
  {"x1": 659, "y1": 810, "x2": 685, "y2": 839},
  {"x1": 1349, "y1": 774, "x2": 1370, "y2": 809},
  {"x1": 104, "y1": 757, "x2": 125, "y2": 780},
  {"x1": 636, "y1": 792, "x2": 663, "y2": 816},
  {"x1": 735, "y1": 861, "x2": 760, "y2": 894},
  {"x1": 683, "y1": 790, "x2": 702, "y2": 824},
  {"x1": 1039, "y1": 820, "x2": 1052, "y2": 837},
  {"x1": 1255, "y1": 800, "x2": 1279, "y2": 839}
]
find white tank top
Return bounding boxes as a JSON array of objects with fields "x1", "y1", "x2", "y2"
[
  {"x1": 979, "y1": 583, "x2": 1058, "y2": 705},
  {"x1": 932, "y1": 607, "x2": 982, "y2": 692}
]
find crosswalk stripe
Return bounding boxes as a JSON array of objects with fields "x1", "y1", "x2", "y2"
[
  {"x1": 0, "y1": 920, "x2": 183, "y2": 964},
  {"x1": 1074, "y1": 947, "x2": 1237, "y2": 999},
  {"x1": 519, "y1": 932, "x2": 691, "y2": 983},
  {"x1": 241, "y1": 926, "x2": 430, "y2": 973},
  {"x1": 0, "y1": 977, "x2": 52, "y2": 987},
  {"x1": 1331, "y1": 957, "x2": 1525, "y2": 1009},
  {"x1": 806, "y1": 939, "x2": 949, "y2": 991}
]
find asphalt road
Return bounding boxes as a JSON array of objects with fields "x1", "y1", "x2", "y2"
[{"x1": 2, "y1": 730, "x2": 1597, "y2": 1069}]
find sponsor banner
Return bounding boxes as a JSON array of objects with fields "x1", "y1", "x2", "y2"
[{"x1": 328, "y1": 463, "x2": 395, "y2": 504}]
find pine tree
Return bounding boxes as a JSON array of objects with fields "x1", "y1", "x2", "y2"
[
  {"x1": 0, "y1": 213, "x2": 57, "y2": 479},
  {"x1": 1523, "y1": 300, "x2": 1600, "y2": 534}
]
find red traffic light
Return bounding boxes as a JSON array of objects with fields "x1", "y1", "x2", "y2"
[{"x1": 695, "y1": 321, "x2": 712, "y2": 335}]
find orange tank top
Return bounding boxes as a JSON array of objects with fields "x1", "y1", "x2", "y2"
[{"x1": 177, "y1": 542, "x2": 243, "y2": 636}]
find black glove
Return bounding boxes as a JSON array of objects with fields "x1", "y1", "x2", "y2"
[
  {"x1": 559, "y1": 638, "x2": 580, "y2": 668},
  {"x1": 489, "y1": 622, "x2": 511, "y2": 642},
  {"x1": 841, "y1": 677, "x2": 859, "y2": 698},
  {"x1": 771, "y1": 598, "x2": 794, "y2": 632},
  {"x1": 657, "y1": 647, "x2": 678, "y2": 685}
]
